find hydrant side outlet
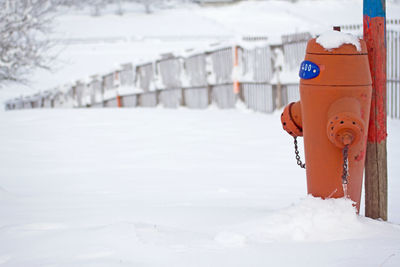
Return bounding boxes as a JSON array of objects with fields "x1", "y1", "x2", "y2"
[{"x1": 281, "y1": 101, "x2": 303, "y2": 137}]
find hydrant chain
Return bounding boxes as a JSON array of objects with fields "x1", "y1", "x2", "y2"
[
  {"x1": 342, "y1": 145, "x2": 349, "y2": 184},
  {"x1": 294, "y1": 137, "x2": 306, "y2": 169}
]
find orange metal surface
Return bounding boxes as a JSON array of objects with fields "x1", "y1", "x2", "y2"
[
  {"x1": 281, "y1": 37, "x2": 372, "y2": 212},
  {"x1": 281, "y1": 101, "x2": 303, "y2": 137},
  {"x1": 117, "y1": 95, "x2": 122, "y2": 108}
]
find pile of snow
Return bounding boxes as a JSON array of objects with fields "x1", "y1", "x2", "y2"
[
  {"x1": 0, "y1": 109, "x2": 400, "y2": 266},
  {"x1": 316, "y1": 30, "x2": 361, "y2": 51},
  {"x1": 218, "y1": 196, "x2": 400, "y2": 246}
]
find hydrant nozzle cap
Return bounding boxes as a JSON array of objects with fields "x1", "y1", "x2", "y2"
[
  {"x1": 281, "y1": 102, "x2": 303, "y2": 138},
  {"x1": 342, "y1": 133, "x2": 353, "y2": 146}
]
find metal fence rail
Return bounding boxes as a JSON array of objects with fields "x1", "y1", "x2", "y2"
[
  {"x1": 157, "y1": 56, "x2": 183, "y2": 89},
  {"x1": 184, "y1": 53, "x2": 208, "y2": 87},
  {"x1": 281, "y1": 32, "x2": 311, "y2": 72},
  {"x1": 286, "y1": 84, "x2": 301, "y2": 104},
  {"x1": 135, "y1": 63, "x2": 154, "y2": 92},
  {"x1": 139, "y1": 91, "x2": 158, "y2": 107},
  {"x1": 183, "y1": 87, "x2": 209, "y2": 109},
  {"x1": 208, "y1": 47, "x2": 233, "y2": 85},
  {"x1": 183, "y1": 53, "x2": 209, "y2": 109},
  {"x1": 159, "y1": 89, "x2": 182, "y2": 108},
  {"x1": 239, "y1": 44, "x2": 275, "y2": 112},
  {"x1": 242, "y1": 83, "x2": 275, "y2": 113},
  {"x1": 119, "y1": 63, "x2": 135, "y2": 87},
  {"x1": 120, "y1": 94, "x2": 138, "y2": 108},
  {"x1": 211, "y1": 84, "x2": 236, "y2": 109}
]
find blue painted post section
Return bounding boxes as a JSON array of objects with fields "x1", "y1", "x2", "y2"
[{"x1": 363, "y1": 0, "x2": 387, "y2": 220}]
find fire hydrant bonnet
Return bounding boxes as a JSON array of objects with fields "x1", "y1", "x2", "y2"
[{"x1": 301, "y1": 38, "x2": 371, "y2": 86}]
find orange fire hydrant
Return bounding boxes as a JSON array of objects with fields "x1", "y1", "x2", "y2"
[{"x1": 281, "y1": 31, "x2": 372, "y2": 212}]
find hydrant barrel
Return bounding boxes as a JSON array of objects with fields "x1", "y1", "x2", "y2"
[{"x1": 282, "y1": 32, "x2": 372, "y2": 212}]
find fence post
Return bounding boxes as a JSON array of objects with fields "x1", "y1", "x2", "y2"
[
  {"x1": 363, "y1": 0, "x2": 388, "y2": 220},
  {"x1": 233, "y1": 46, "x2": 240, "y2": 95}
]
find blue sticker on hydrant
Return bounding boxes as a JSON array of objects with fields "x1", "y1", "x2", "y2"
[{"x1": 299, "y1": 61, "x2": 320, "y2": 79}]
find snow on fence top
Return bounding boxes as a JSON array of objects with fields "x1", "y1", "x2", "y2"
[
  {"x1": 281, "y1": 32, "x2": 312, "y2": 45},
  {"x1": 316, "y1": 30, "x2": 361, "y2": 52}
]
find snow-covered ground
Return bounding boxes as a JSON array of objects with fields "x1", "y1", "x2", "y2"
[
  {"x1": 1, "y1": 1, "x2": 400, "y2": 265},
  {"x1": 0, "y1": 108, "x2": 399, "y2": 266},
  {"x1": 2, "y1": 0, "x2": 400, "y2": 104}
]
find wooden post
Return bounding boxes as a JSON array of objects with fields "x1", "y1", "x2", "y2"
[{"x1": 363, "y1": 0, "x2": 388, "y2": 220}]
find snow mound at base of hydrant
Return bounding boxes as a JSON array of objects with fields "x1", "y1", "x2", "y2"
[{"x1": 219, "y1": 196, "x2": 400, "y2": 244}]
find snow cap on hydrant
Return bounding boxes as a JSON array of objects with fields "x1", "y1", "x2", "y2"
[{"x1": 281, "y1": 28, "x2": 372, "y2": 212}]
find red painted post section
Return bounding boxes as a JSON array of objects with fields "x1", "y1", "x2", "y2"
[
  {"x1": 363, "y1": 0, "x2": 388, "y2": 220},
  {"x1": 363, "y1": 17, "x2": 387, "y2": 143}
]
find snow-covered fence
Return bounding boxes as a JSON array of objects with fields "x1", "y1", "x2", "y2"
[
  {"x1": 53, "y1": 90, "x2": 66, "y2": 108},
  {"x1": 159, "y1": 89, "x2": 182, "y2": 108},
  {"x1": 239, "y1": 44, "x2": 275, "y2": 112},
  {"x1": 240, "y1": 45, "x2": 274, "y2": 83},
  {"x1": 135, "y1": 62, "x2": 158, "y2": 107},
  {"x1": 63, "y1": 85, "x2": 76, "y2": 108},
  {"x1": 156, "y1": 55, "x2": 183, "y2": 108},
  {"x1": 119, "y1": 63, "x2": 135, "y2": 87},
  {"x1": 281, "y1": 32, "x2": 311, "y2": 72},
  {"x1": 73, "y1": 81, "x2": 86, "y2": 108},
  {"x1": 31, "y1": 93, "x2": 42, "y2": 109},
  {"x1": 103, "y1": 72, "x2": 115, "y2": 91},
  {"x1": 2, "y1": 41, "x2": 282, "y2": 113},
  {"x1": 387, "y1": 30, "x2": 400, "y2": 119},
  {"x1": 120, "y1": 94, "x2": 138, "y2": 108},
  {"x1": 211, "y1": 84, "x2": 235, "y2": 109},
  {"x1": 208, "y1": 47, "x2": 234, "y2": 85},
  {"x1": 23, "y1": 97, "x2": 33, "y2": 109},
  {"x1": 184, "y1": 53, "x2": 208, "y2": 87},
  {"x1": 88, "y1": 75, "x2": 103, "y2": 108},
  {"x1": 157, "y1": 54, "x2": 183, "y2": 89},
  {"x1": 135, "y1": 62, "x2": 154, "y2": 92},
  {"x1": 138, "y1": 91, "x2": 158, "y2": 107},
  {"x1": 285, "y1": 83, "x2": 301, "y2": 104},
  {"x1": 207, "y1": 47, "x2": 236, "y2": 108},
  {"x1": 8, "y1": 97, "x2": 24, "y2": 110},
  {"x1": 242, "y1": 83, "x2": 275, "y2": 112},
  {"x1": 9, "y1": 28, "x2": 400, "y2": 120},
  {"x1": 182, "y1": 53, "x2": 209, "y2": 109},
  {"x1": 273, "y1": 32, "x2": 313, "y2": 107},
  {"x1": 118, "y1": 63, "x2": 139, "y2": 108},
  {"x1": 43, "y1": 91, "x2": 54, "y2": 108},
  {"x1": 102, "y1": 72, "x2": 119, "y2": 108},
  {"x1": 5, "y1": 101, "x2": 12, "y2": 111}
]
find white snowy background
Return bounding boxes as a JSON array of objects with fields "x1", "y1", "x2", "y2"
[{"x1": 1, "y1": 1, "x2": 400, "y2": 266}]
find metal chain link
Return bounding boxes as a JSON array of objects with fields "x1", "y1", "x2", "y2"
[
  {"x1": 342, "y1": 144, "x2": 349, "y2": 184},
  {"x1": 294, "y1": 137, "x2": 306, "y2": 169}
]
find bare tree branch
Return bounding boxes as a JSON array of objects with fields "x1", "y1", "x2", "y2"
[{"x1": 0, "y1": 0, "x2": 56, "y2": 85}]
